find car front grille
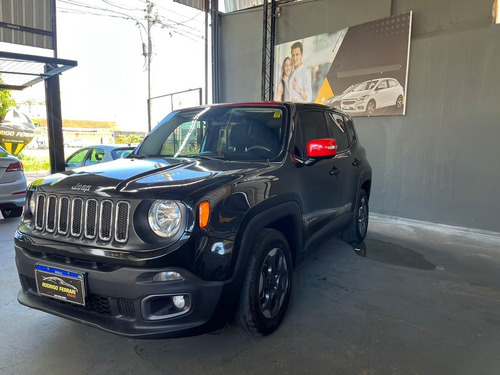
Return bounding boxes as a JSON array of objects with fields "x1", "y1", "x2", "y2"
[
  {"x1": 34, "y1": 193, "x2": 130, "y2": 244},
  {"x1": 342, "y1": 100, "x2": 356, "y2": 106}
]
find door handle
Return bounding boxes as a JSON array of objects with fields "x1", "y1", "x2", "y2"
[
  {"x1": 352, "y1": 158, "x2": 362, "y2": 167},
  {"x1": 330, "y1": 167, "x2": 341, "y2": 176}
]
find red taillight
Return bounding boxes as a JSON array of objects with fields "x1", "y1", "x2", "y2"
[{"x1": 6, "y1": 161, "x2": 24, "y2": 172}]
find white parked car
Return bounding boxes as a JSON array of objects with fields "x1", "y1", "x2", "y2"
[
  {"x1": 64, "y1": 138, "x2": 86, "y2": 148},
  {"x1": 0, "y1": 145, "x2": 26, "y2": 218},
  {"x1": 341, "y1": 78, "x2": 404, "y2": 115}
]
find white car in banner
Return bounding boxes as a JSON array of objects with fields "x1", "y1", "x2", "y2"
[{"x1": 341, "y1": 78, "x2": 404, "y2": 116}]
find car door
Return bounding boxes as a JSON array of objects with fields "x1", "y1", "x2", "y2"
[
  {"x1": 294, "y1": 110, "x2": 342, "y2": 240},
  {"x1": 326, "y1": 112, "x2": 360, "y2": 213}
]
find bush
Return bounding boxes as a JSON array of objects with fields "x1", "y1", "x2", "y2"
[
  {"x1": 115, "y1": 134, "x2": 144, "y2": 145},
  {"x1": 18, "y1": 154, "x2": 50, "y2": 172}
]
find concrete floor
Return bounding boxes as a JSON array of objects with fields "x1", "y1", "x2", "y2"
[{"x1": 1, "y1": 214, "x2": 500, "y2": 374}]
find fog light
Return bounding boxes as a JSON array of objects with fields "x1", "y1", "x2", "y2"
[
  {"x1": 173, "y1": 295, "x2": 186, "y2": 309},
  {"x1": 142, "y1": 294, "x2": 192, "y2": 320},
  {"x1": 153, "y1": 271, "x2": 184, "y2": 282}
]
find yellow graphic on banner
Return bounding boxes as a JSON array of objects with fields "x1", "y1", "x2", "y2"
[
  {"x1": 0, "y1": 141, "x2": 28, "y2": 155},
  {"x1": 314, "y1": 77, "x2": 335, "y2": 105},
  {"x1": 3, "y1": 142, "x2": 12, "y2": 153},
  {"x1": 14, "y1": 143, "x2": 24, "y2": 154}
]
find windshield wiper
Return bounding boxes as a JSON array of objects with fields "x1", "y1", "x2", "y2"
[
  {"x1": 186, "y1": 154, "x2": 226, "y2": 160},
  {"x1": 127, "y1": 153, "x2": 148, "y2": 159}
]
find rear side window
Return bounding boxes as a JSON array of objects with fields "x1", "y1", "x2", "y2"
[
  {"x1": 344, "y1": 116, "x2": 355, "y2": 144},
  {"x1": 326, "y1": 112, "x2": 349, "y2": 152},
  {"x1": 297, "y1": 111, "x2": 329, "y2": 156}
]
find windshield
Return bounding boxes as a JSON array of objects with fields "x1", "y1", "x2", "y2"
[{"x1": 135, "y1": 105, "x2": 287, "y2": 161}]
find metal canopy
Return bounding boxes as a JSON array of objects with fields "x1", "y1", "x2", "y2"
[{"x1": 0, "y1": 51, "x2": 77, "y2": 90}]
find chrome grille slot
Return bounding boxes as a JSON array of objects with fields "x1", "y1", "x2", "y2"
[
  {"x1": 115, "y1": 202, "x2": 130, "y2": 243},
  {"x1": 46, "y1": 195, "x2": 57, "y2": 233},
  {"x1": 85, "y1": 199, "x2": 98, "y2": 239},
  {"x1": 100, "y1": 200, "x2": 113, "y2": 241},
  {"x1": 35, "y1": 194, "x2": 46, "y2": 230},
  {"x1": 58, "y1": 197, "x2": 70, "y2": 235},
  {"x1": 71, "y1": 198, "x2": 84, "y2": 237},
  {"x1": 32, "y1": 193, "x2": 131, "y2": 244}
]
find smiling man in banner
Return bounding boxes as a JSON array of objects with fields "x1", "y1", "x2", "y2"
[{"x1": 289, "y1": 41, "x2": 312, "y2": 102}]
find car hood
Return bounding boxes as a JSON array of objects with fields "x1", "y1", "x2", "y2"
[{"x1": 29, "y1": 157, "x2": 264, "y2": 200}]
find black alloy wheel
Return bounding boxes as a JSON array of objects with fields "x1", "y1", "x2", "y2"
[
  {"x1": 343, "y1": 189, "x2": 369, "y2": 242},
  {"x1": 356, "y1": 190, "x2": 369, "y2": 240},
  {"x1": 234, "y1": 228, "x2": 292, "y2": 336}
]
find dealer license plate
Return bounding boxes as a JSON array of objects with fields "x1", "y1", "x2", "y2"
[{"x1": 35, "y1": 265, "x2": 86, "y2": 306}]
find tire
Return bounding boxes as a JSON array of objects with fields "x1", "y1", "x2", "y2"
[
  {"x1": 234, "y1": 228, "x2": 293, "y2": 336},
  {"x1": 343, "y1": 189, "x2": 369, "y2": 242},
  {"x1": 2, "y1": 207, "x2": 23, "y2": 218},
  {"x1": 366, "y1": 100, "x2": 376, "y2": 116},
  {"x1": 396, "y1": 95, "x2": 403, "y2": 109}
]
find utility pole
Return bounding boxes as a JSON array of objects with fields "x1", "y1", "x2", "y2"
[{"x1": 145, "y1": 1, "x2": 156, "y2": 132}]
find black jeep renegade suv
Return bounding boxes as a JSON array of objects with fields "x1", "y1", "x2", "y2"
[{"x1": 14, "y1": 102, "x2": 371, "y2": 338}]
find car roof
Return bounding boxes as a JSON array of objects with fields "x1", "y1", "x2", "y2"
[{"x1": 79, "y1": 145, "x2": 135, "y2": 150}]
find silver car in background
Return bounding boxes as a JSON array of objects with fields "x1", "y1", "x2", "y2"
[
  {"x1": 341, "y1": 78, "x2": 404, "y2": 116},
  {"x1": 0, "y1": 146, "x2": 27, "y2": 218},
  {"x1": 325, "y1": 83, "x2": 359, "y2": 110}
]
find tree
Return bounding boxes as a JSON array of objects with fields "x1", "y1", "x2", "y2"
[{"x1": 0, "y1": 77, "x2": 16, "y2": 120}]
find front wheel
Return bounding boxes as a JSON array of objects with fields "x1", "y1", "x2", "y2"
[
  {"x1": 366, "y1": 100, "x2": 376, "y2": 116},
  {"x1": 343, "y1": 189, "x2": 369, "y2": 242},
  {"x1": 234, "y1": 229, "x2": 292, "y2": 336}
]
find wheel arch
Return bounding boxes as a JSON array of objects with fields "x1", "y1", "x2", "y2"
[
  {"x1": 232, "y1": 200, "x2": 303, "y2": 279},
  {"x1": 361, "y1": 177, "x2": 372, "y2": 199}
]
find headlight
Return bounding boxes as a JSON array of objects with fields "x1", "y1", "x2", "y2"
[
  {"x1": 358, "y1": 95, "x2": 369, "y2": 101},
  {"x1": 148, "y1": 200, "x2": 182, "y2": 238},
  {"x1": 29, "y1": 193, "x2": 36, "y2": 215}
]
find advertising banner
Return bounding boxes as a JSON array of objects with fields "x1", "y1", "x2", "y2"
[
  {"x1": 0, "y1": 109, "x2": 35, "y2": 155},
  {"x1": 274, "y1": 12, "x2": 412, "y2": 117}
]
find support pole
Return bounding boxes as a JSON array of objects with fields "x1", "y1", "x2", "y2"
[
  {"x1": 261, "y1": 0, "x2": 276, "y2": 101},
  {"x1": 44, "y1": 65, "x2": 65, "y2": 173}
]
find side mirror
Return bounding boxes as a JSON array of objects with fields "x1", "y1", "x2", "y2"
[{"x1": 307, "y1": 138, "x2": 337, "y2": 159}]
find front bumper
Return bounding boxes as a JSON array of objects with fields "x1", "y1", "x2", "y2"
[
  {"x1": 341, "y1": 101, "x2": 368, "y2": 113},
  {"x1": 15, "y1": 243, "x2": 227, "y2": 338}
]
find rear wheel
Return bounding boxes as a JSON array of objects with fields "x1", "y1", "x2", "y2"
[
  {"x1": 1, "y1": 207, "x2": 23, "y2": 218},
  {"x1": 343, "y1": 189, "x2": 369, "y2": 242},
  {"x1": 396, "y1": 95, "x2": 403, "y2": 109},
  {"x1": 234, "y1": 229, "x2": 292, "y2": 336}
]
